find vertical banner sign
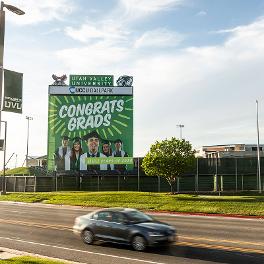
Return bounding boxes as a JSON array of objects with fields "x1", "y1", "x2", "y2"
[
  {"x1": 2, "y1": 69, "x2": 23, "y2": 114},
  {"x1": 47, "y1": 75, "x2": 133, "y2": 172}
]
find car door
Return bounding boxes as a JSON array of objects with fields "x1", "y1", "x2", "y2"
[
  {"x1": 93, "y1": 211, "x2": 113, "y2": 240},
  {"x1": 108, "y1": 212, "x2": 130, "y2": 243}
]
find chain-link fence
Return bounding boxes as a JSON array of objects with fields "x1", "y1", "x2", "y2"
[{"x1": 1, "y1": 158, "x2": 264, "y2": 192}]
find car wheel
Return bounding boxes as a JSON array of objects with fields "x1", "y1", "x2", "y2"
[
  {"x1": 131, "y1": 235, "x2": 147, "y2": 251},
  {"x1": 82, "y1": 229, "x2": 94, "y2": 244}
]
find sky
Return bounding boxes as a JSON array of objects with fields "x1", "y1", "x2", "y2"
[{"x1": 2, "y1": 0, "x2": 264, "y2": 168}]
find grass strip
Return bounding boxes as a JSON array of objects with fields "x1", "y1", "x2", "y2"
[
  {"x1": 0, "y1": 256, "x2": 65, "y2": 263},
  {"x1": 0, "y1": 192, "x2": 263, "y2": 216}
]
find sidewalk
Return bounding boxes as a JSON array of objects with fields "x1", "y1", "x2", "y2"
[
  {"x1": 0, "y1": 247, "x2": 22, "y2": 259},
  {"x1": 0, "y1": 247, "x2": 84, "y2": 263}
]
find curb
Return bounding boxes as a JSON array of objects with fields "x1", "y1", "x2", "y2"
[
  {"x1": 146, "y1": 210, "x2": 264, "y2": 219},
  {"x1": 1, "y1": 200, "x2": 264, "y2": 220}
]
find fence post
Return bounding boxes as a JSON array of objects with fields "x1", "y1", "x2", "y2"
[
  {"x1": 177, "y1": 177, "x2": 180, "y2": 193},
  {"x1": 24, "y1": 176, "x2": 26, "y2": 192},
  {"x1": 137, "y1": 157, "x2": 140, "y2": 192},
  {"x1": 55, "y1": 172, "x2": 58, "y2": 192},
  {"x1": 158, "y1": 176, "x2": 160, "y2": 192},
  {"x1": 34, "y1": 176, "x2": 36, "y2": 192},
  {"x1": 14, "y1": 177, "x2": 16, "y2": 192},
  {"x1": 118, "y1": 175, "x2": 120, "y2": 191},
  {"x1": 215, "y1": 158, "x2": 218, "y2": 192},
  {"x1": 195, "y1": 158, "x2": 199, "y2": 192},
  {"x1": 97, "y1": 175, "x2": 99, "y2": 192},
  {"x1": 242, "y1": 174, "x2": 244, "y2": 191},
  {"x1": 235, "y1": 158, "x2": 238, "y2": 192}
]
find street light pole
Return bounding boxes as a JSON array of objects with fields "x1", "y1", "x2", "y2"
[
  {"x1": 0, "y1": 2, "x2": 25, "y2": 137},
  {"x1": 176, "y1": 124, "x2": 184, "y2": 140},
  {"x1": 256, "y1": 100, "x2": 262, "y2": 193},
  {"x1": 26, "y1": 116, "x2": 33, "y2": 167},
  {"x1": 0, "y1": 3, "x2": 5, "y2": 138},
  {"x1": 1, "y1": 120, "x2": 6, "y2": 195}
]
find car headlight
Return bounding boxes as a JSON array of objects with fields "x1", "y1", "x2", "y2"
[{"x1": 148, "y1": 231, "x2": 163, "y2": 237}]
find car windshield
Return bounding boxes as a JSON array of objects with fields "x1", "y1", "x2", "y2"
[{"x1": 125, "y1": 210, "x2": 153, "y2": 223}]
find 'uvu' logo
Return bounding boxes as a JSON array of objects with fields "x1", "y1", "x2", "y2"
[
  {"x1": 69, "y1": 86, "x2": 76, "y2": 94},
  {"x1": 4, "y1": 101, "x2": 22, "y2": 110}
]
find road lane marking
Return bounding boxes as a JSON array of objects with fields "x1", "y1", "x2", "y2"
[
  {"x1": 1, "y1": 218, "x2": 263, "y2": 254},
  {"x1": 0, "y1": 236, "x2": 168, "y2": 264},
  {"x1": 0, "y1": 219, "x2": 72, "y2": 231},
  {"x1": 179, "y1": 235, "x2": 264, "y2": 247},
  {"x1": 177, "y1": 241, "x2": 264, "y2": 255}
]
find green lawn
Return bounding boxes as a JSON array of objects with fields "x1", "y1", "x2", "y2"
[
  {"x1": 0, "y1": 167, "x2": 29, "y2": 176},
  {"x1": 1, "y1": 256, "x2": 65, "y2": 264},
  {"x1": 0, "y1": 192, "x2": 263, "y2": 216}
]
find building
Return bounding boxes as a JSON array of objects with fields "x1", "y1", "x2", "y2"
[
  {"x1": 27, "y1": 155, "x2": 47, "y2": 167},
  {"x1": 197, "y1": 144, "x2": 264, "y2": 158}
]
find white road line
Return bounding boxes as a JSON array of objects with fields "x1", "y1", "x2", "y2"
[{"x1": 0, "y1": 236, "x2": 168, "y2": 264}]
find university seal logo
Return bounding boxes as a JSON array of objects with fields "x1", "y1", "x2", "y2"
[
  {"x1": 52, "y1": 74, "x2": 67, "y2": 85},
  {"x1": 116, "y1": 76, "x2": 133, "y2": 87}
]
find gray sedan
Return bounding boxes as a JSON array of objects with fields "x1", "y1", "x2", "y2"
[{"x1": 73, "y1": 208, "x2": 176, "y2": 251}]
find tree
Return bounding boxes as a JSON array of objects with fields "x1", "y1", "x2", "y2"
[{"x1": 142, "y1": 137, "x2": 195, "y2": 194}]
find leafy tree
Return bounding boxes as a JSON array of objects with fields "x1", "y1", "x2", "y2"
[{"x1": 142, "y1": 137, "x2": 195, "y2": 193}]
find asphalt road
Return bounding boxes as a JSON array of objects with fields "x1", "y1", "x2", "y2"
[{"x1": 0, "y1": 201, "x2": 263, "y2": 264}]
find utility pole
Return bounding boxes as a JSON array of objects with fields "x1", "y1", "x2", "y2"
[{"x1": 26, "y1": 116, "x2": 33, "y2": 167}]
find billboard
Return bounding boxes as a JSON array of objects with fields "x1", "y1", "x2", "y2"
[
  {"x1": 2, "y1": 69, "x2": 23, "y2": 114},
  {"x1": 47, "y1": 78, "x2": 133, "y2": 173}
]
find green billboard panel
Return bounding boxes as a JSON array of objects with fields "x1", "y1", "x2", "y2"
[
  {"x1": 69, "y1": 75, "x2": 114, "y2": 86},
  {"x1": 47, "y1": 94, "x2": 133, "y2": 172}
]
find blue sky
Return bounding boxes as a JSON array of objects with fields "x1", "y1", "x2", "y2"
[{"x1": 2, "y1": 0, "x2": 264, "y2": 167}]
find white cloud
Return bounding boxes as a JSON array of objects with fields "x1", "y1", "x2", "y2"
[
  {"x1": 56, "y1": 43, "x2": 130, "y2": 73},
  {"x1": 6, "y1": 0, "x2": 75, "y2": 25},
  {"x1": 119, "y1": 0, "x2": 184, "y2": 19},
  {"x1": 65, "y1": 20, "x2": 130, "y2": 44},
  {"x1": 196, "y1": 10, "x2": 207, "y2": 16},
  {"x1": 4, "y1": 1, "x2": 264, "y2": 166},
  {"x1": 134, "y1": 28, "x2": 184, "y2": 48}
]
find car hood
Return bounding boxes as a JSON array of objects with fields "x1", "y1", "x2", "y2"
[{"x1": 135, "y1": 221, "x2": 175, "y2": 232}]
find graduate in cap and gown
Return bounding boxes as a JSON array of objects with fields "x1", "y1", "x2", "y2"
[
  {"x1": 54, "y1": 135, "x2": 71, "y2": 171},
  {"x1": 112, "y1": 139, "x2": 128, "y2": 173},
  {"x1": 70, "y1": 137, "x2": 83, "y2": 171},
  {"x1": 80, "y1": 131, "x2": 107, "y2": 171},
  {"x1": 102, "y1": 140, "x2": 113, "y2": 170}
]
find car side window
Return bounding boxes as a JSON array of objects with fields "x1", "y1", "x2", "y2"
[
  {"x1": 112, "y1": 212, "x2": 125, "y2": 223},
  {"x1": 92, "y1": 213, "x2": 98, "y2": 220},
  {"x1": 97, "y1": 211, "x2": 113, "y2": 222}
]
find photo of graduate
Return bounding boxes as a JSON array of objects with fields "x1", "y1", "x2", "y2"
[
  {"x1": 112, "y1": 139, "x2": 128, "y2": 173},
  {"x1": 54, "y1": 135, "x2": 71, "y2": 171},
  {"x1": 102, "y1": 140, "x2": 113, "y2": 170},
  {"x1": 79, "y1": 130, "x2": 107, "y2": 171},
  {"x1": 70, "y1": 137, "x2": 83, "y2": 171}
]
